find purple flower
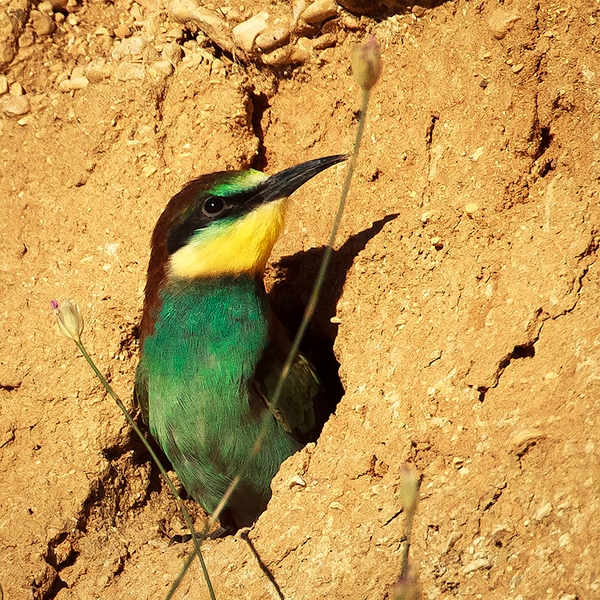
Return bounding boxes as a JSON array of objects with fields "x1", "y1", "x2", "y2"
[{"x1": 351, "y1": 35, "x2": 382, "y2": 91}]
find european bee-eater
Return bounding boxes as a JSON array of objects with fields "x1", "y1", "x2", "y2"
[{"x1": 135, "y1": 155, "x2": 346, "y2": 531}]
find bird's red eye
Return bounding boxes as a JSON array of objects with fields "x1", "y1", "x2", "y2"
[{"x1": 203, "y1": 197, "x2": 225, "y2": 215}]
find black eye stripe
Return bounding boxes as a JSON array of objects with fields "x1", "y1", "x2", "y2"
[{"x1": 167, "y1": 186, "x2": 266, "y2": 255}]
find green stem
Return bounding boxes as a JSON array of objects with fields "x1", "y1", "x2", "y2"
[
  {"x1": 399, "y1": 504, "x2": 416, "y2": 580},
  {"x1": 75, "y1": 340, "x2": 215, "y2": 600},
  {"x1": 270, "y1": 87, "x2": 370, "y2": 405},
  {"x1": 208, "y1": 87, "x2": 372, "y2": 528}
]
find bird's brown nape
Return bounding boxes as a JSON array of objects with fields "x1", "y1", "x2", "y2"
[{"x1": 139, "y1": 173, "x2": 226, "y2": 346}]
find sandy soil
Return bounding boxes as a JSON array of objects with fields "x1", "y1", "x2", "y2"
[{"x1": 1, "y1": 0, "x2": 599, "y2": 598}]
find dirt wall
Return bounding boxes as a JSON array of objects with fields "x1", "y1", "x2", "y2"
[{"x1": 1, "y1": 0, "x2": 599, "y2": 598}]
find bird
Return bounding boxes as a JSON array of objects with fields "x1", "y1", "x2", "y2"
[{"x1": 135, "y1": 154, "x2": 346, "y2": 533}]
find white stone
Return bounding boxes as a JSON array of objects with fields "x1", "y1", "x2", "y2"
[
  {"x1": 9, "y1": 82, "x2": 23, "y2": 96},
  {"x1": 111, "y1": 36, "x2": 147, "y2": 60},
  {"x1": 161, "y1": 42, "x2": 184, "y2": 65},
  {"x1": 153, "y1": 60, "x2": 174, "y2": 76},
  {"x1": 255, "y1": 27, "x2": 289, "y2": 52},
  {"x1": 59, "y1": 77, "x2": 89, "y2": 91},
  {"x1": 463, "y1": 558, "x2": 492, "y2": 575},
  {"x1": 533, "y1": 502, "x2": 553, "y2": 521},
  {"x1": 488, "y1": 9, "x2": 521, "y2": 40},
  {"x1": 31, "y1": 10, "x2": 56, "y2": 36},
  {"x1": 289, "y1": 475, "x2": 306, "y2": 488},
  {"x1": 301, "y1": 0, "x2": 338, "y2": 25},
  {"x1": 232, "y1": 11, "x2": 268, "y2": 53},
  {"x1": 116, "y1": 62, "x2": 146, "y2": 81},
  {"x1": 85, "y1": 61, "x2": 115, "y2": 83},
  {"x1": 1, "y1": 94, "x2": 30, "y2": 116}
]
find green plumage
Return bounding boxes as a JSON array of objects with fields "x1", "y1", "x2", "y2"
[
  {"x1": 135, "y1": 155, "x2": 345, "y2": 530},
  {"x1": 136, "y1": 276, "x2": 316, "y2": 525}
]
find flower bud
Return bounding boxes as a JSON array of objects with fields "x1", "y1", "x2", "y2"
[
  {"x1": 351, "y1": 35, "x2": 382, "y2": 91},
  {"x1": 51, "y1": 300, "x2": 84, "y2": 343},
  {"x1": 398, "y1": 463, "x2": 420, "y2": 516}
]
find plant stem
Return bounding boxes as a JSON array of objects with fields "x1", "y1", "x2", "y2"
[
  {"x1": 75, "y1": 340, "x2": 215, "y2": 600},
  {"x1": 209, "y1": 87, "x2": 372, "y2": 529}
]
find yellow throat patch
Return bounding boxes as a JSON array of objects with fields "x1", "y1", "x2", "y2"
[{"x1": 169, "y1": 199, "x2": 288, "y2": 278}]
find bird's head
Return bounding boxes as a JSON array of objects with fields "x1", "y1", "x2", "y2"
[
  {"x1": 140, "y1": 155, "x2": 346, "y2": 339},
  {"x1": 150, "y1": 154, "x2": 346, "y2": 281}
]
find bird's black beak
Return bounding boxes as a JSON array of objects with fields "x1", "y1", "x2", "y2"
[{"x1": 258, "y1": 154, "x2": 348, "y2": 204}]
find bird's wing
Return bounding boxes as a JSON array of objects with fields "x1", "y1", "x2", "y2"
[
  {"x1": 250, "y1": 315, "x2": 323, "y2": 444},
  {"x1": 134, "y1": 360, "x2": 150, "y2": 426}
]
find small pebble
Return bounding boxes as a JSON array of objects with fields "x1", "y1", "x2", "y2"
[
  {"x1": 94, "y1": 26, "x2": 113, "y2": 37},
  {"x1": 301, "y1": 0, "x2": 338, "y2": 25},
  {"x1": 289, "y1": 475, "x2": 306, "y2": 488},
  {"x1": 232, "y1": 11, "x2": 269, "y2": 53},
  {"x1": 310, "y1": 32, "x2": 337, "y2": 51},
  {"x1": 85, "y1": 61, "x2": 115, "y2": 82},
  {"x1": 342, "y1": 15, "x2": 360, "y2": 30},
  {"x1": 38, "y1": 1, "x2": 54, "y2": 13},
  {"x1": 210, "y1": 57, "x2": 225, "y2": 77},
  {"x1": 470, "y1": 146, "x2": 483, "y2": 161},
  {"x1": 162, "y1": 42, "x2": 184, "y2": 65},
  {"x1": 71, "y1": 65, "x2": 86, "y2": 79},
  {"x1": 114, "y1": 23, "x2": 131, "y2": 39},
  {"x1": 153, "y1": 60, "x2": 174, "y2": 76},
  {"x1": 291, "y1": 0, "x2": 306, "y2": 30},
  {"x1": 142, "y1": 165, "x2": 158, "y2": 177},
  {"x1": 112, "y1": 36, "x2": 147, "y2": 60},
  {"x1": 1, "y1": 94, "x2": 30, "y2": 117},
  {"x1": 412, "y1": 5, "x2": 426, "y2": 18},
  {"x1": 116, "y1": 62, "x2": 146, "y2": 80},
  {"x1": 321, "y1": 18, "x2": 339, "y2": 34},
  {"x1": 559, "y1": 533, "x2": 571, "y2": 548},
  {"x1": 533, "y1": 502, "x2": 553, "y2": 521},
  {"x1": 223, "y1": 8, "x2": 244, "y2": 23},
  {"x1": 488, "y1": 9, "x2": 520, "y2": 40},
  {"x1": 261, "y1": 46, "x2": 293, "y2": 66},
  {"x1": 59, "y1": 76, "x2": 89, "y2": 91},
  {"x1": 19, "y1": 29, "x2": 35, "y2": 48},
  {"x1": 511, "y1": 63, "x2": 524, "y2": 73},
  {"x1": 9, "y1": 82, "x2": 23, "y2": 96},
  {"x1": 0, "y1": 75, "x2": 8, "y2": 95},
  {"x1": 31, "y1": 10, "x2": 56, "y2": 36},
  {"x1": 289, "y1": 38, "x2": 312, "y2": 63},
  {"x1": 66, "y1": 13, "x2": 78, "y2": 26},
  {"x1": 255, "y1": 27, "x2": 289, "y2": 52},
  {"x1": 463, "y1": 558, "x2": 492, "y2": 575},
  {"x1": 164, "y1": 26, "x2": 184, "y2": 39},
  {"x1": 464, "y1": 202, "x2": 478, "y2": 216}
]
